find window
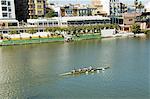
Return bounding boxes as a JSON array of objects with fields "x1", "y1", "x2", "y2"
[
  {"x1": 9, "y1": 13, "x2": 11, "y2": 18},
  {"x1": 54, "y1": 22, "x2": 58, "y2": 25},
  {"x1": 8, "y1": 22, "x2": 17, "y2": 26},
  {"x1": 37, "y1": 5, "x2": 42, "y2": 8},
  {"x1": 1, "y1": 0, "x2": 6, "y2": 5},
  {"x1": 37, "y1": 0, "x2": 42, "y2": 3},
  {"x1": 44, "y1": 22, "x2": 47, "y2": 25},
  {"x1": 2, "y1": 13, "x2": 7, "y2": 17},
  {"x1": 129, "y1": 19, "x2": 133, "y2": 21},
  {"x1": 8, "y1": 1, "x2": 11, "y2": 6},
  {"x1": 2, "y1": 7, "x2": 7, "y2": 11},
  {"x1": 3, "y1": 31, "x2": 8, "y2": 34},
  {"x1": 38, "y1": 11, "x2": 42, "y2": 14},
  {"x1": 39, "y1": 22, "x2": 43, "y2": 25},
  {"x1": 48, "y1": 22, "x2": 52, "y2": 25},
  {"x1": 8, "y1": 7, "x2": 11, "y2": 12}
]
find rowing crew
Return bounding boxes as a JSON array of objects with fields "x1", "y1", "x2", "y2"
[{"x1": 71, "y1": 66, "x2": 105, "y2": 74}]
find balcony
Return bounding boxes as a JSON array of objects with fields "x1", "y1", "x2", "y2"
[
  {"x1": 28, "y1": 2, "x2": 34, "y2": 5},
  {"x1": 136, "y1": 17, "x2": 150, "y2": 22},
  {"x1": 28, "y1": 7, "x2": 35, "y2": 10}
]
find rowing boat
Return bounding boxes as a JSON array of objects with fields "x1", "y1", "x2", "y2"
[{"x1": 60, "y1": 66, "x2": 110, "y2": 76}]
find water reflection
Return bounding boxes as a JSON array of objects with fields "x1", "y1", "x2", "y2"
[{"x1": 0, "y1": 45, "x2": 58, "y2": 99}]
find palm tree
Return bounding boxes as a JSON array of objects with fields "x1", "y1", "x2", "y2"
[
  {"x1": 131, "y1": 23, "x2": 141, "y2": 34},
  {"x1": 137, "y1": 1, "x2": 144, "y2": 13},
  {"x1": 134, "y1": 0, "x2": 139, "y2": 12}
]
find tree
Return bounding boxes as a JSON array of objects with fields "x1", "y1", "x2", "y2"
[
  {"x1": 28, "y1": 28, "x2": 37, "y2": 34},
  {"x1": 137, "y1": 1, "x2": 144, "y2": 13},
  {"x1": 0, "y1": 33, "x2": 3, "y2": 39},
  {"x1": 131, "y1": 23, "x2": 141, "y2": 34},
  {"x1": 45, "y1": 8, "x2": 57, "y2": 18},
  {"x1": 9, "y1": 30, "x2": 18, "y2": 34},
  {"x1": 134, "y1": 0, "x2": 139, "y2": 12},
  {"x1": 32, "y1": 15, "x2": 38, "y2": 19}
]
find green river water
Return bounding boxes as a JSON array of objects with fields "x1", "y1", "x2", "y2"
[{"x1": 0, "y1": 37, "x2": 149, "y2": 99}]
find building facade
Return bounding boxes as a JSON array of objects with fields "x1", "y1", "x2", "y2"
[
  {"x1": 91, "y1": 0, "x2": 110, "y2": 16},
  {"x1": 0, "y1": 0, "x2": 19, "y2": 30},
  {"x1": 60, "y1": 5, "x2": 78, "y2": 17},
  {"x1": 27, "y1": 16, "x2": 110, "y2": 27},
  {"x1": 110, "y1": 0, "x2": 120, "y2": 16},
  {"x1": 14, "y1": 0, "x2": 28, "y2": 22},
  {"x1": 136, "y1": 12, "x2": 150, "y2": 30},
  {"x1": 77, "y1": 7, "x2": 95, "y2": 16},
  {"x1": 28, "y1": 0, "x2": 47, "y2": 18},
  {"x1": 0, "y1": 0, "x2": 16, "y2": 19},
  {"x1": 120, "y1": 12, "x2": 141, "y2": 31},
  {"x1": 109, "y1": 0, "x2": 127, "y2": 24},
  {"x1": 110, "y1": 0, "x2": 127, "y2": 16}
]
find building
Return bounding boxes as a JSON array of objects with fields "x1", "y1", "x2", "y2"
[
  {"x1": 49, "y1": 3, "x2": 61, "y2": 17},
  {"x1": 120, "y1": 12, "x2": 141, "y2": 31},
  {"x1": 77, "y1": 4, "x2": 95, "y2": 16},
  {"x1": 136, "y1": 12, "x2": 150, "y2": 30},
  {"x1": 28, "y1": 0, "x2": 47, "y2": 18},
  {"x1": 58, "y1": 4, "x2": 95, "y2": 17},
  {"x1": 110, "y1": 0, "x2": 120, "y2": 17},
  {"x1": 0, "y1": 16, "x2": 110, "y2": 34},
  {"x1": 101, "y1": 29, "x2": 116, "y2": 37},
  {"x1": 0, "y1": 19, "x2": 19, "y2": 34},
  {"x1": 77, "y1": 7, "x2": 94, "y2": 16},
  {"x1": 60, "y1": 5, "x2": 78, "y2": 17},
  {"x1": 27, "y1": 16, "x2": 110, "y2": 28},
  {"x1": 27, "y1": 18, "x2": 59, "y2": 28},
  {"x1": 109, "y1": 0, "x2": 127, "y2": 24},
  {"x1": 14, "y1": 0, "x2": 28, "y2": 22},
  {"x1": 0, "y1": 0, "x2": 16, "y2": 19},
  {"x1": 63, "y1": 16, "x2": 110, "y2": 26},
  {"x1": 0, "y1": 0, "x2": 19, "y2": 33},
  {"x1": 91, "y1": 0, "x2": 110, "y2": 16},
  {"x1": 14, "y1": 0, "x2": 47, "y2": 21}
]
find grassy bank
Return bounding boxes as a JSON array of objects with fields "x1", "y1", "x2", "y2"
[
  {"x1": 73, "y1": 33, "x2": 101, "y2": 41},
  {"x1": 0, "y1": 33, "x2": 101, "y2": 46},
  {"x1": 0, "y1": 37, "x2": 64, "y2": 46}
]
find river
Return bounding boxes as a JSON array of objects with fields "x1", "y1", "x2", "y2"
[{"x1": 0, "y1": 37, "x2": 149, "y2": 99}]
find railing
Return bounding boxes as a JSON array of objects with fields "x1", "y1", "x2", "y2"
[{"x1": 136, "y1": 17, "x2": 150, "y2": 22}]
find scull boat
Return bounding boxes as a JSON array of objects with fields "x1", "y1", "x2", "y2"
[{"x1": 60, "y1": 66, "x2": 110, "y2": 76}]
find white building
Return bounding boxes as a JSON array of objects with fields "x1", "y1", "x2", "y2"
[
  {"x1": 49, "y1": 4, "x2": 61, "y2": 17},
  {"x1": 27, "y1": 16, "x2": 111, "y2": 27},
  {"x1": 101, "y1": 29, "x2": 116, "y2": 37},
  {"x1": 101, "y1": 0, "x2": 110, "y2": 16},
  {"x1": 0, "y1": 0, "x2": 16, "y2": 19},
  {"x1": 0, "y1": 0, "x2": 19, "y2": 32},
  {"x1": 145, "y1": 1, "x2": 150, "y2": 12}
]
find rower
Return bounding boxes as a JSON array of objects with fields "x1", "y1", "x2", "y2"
[
  {"x1": 97, "y1": 70, "x2": 100, "y2": 73},
  {"x1": 78, "y1": 69, "x2": 81, "y2": 72},
  {"x1": 102, "y1": 68, "x2": 105, "y2": 71},
  {"x1": 72, "y1": 70, "x2": 76, "y2": 73},
  {"x1": 91, "y1": 69, "x2": 94, "y2": 72},
  {"x1": 89, "y1": 66, "x2": 92, "y2": 70},
  {"x1": 86, "y1": 71, "x2": 88, "y2": 74}
]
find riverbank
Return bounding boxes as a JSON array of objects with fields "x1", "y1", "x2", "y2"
[
  {"x1": 73, "y1": 33, "x2": 101, "y2": 41},
  {"x1": 0, "y1": 32, "x2": 148, "y2": 46},
  {"x1": 0, "y1": 33, "x2": 101, "y2": 46}
]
